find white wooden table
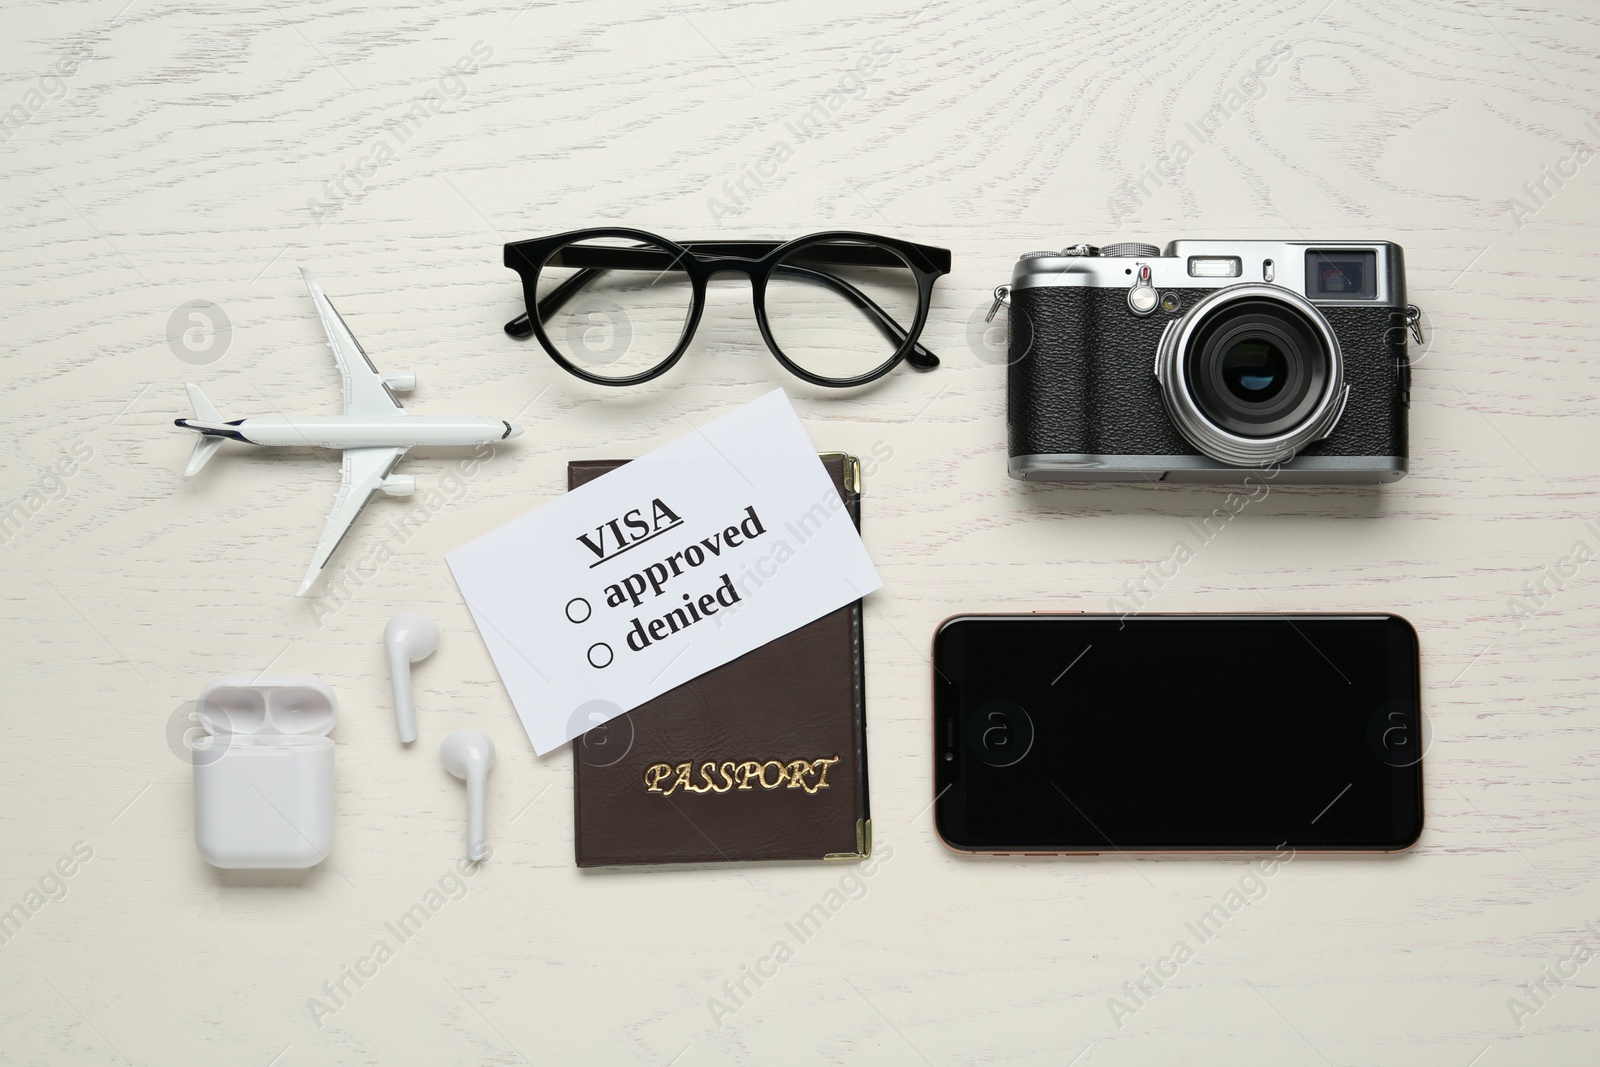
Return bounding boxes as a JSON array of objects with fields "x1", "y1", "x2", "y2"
[{"x1": 3, "y1": 1, "x2": 1598, "y2": 1063}]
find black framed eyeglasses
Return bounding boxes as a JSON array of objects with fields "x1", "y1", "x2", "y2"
[{"x1": 503, "y1": 228, "x2": 951, "y2": 387}]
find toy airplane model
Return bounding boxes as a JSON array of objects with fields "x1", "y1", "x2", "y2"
[{"x1": 176, "y1": 267, "x2": 522, "y2": 596}]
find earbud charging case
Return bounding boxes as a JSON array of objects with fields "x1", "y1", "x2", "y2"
[{"x1": 192, "y1": 674, "x2": 337, "y2": 869}]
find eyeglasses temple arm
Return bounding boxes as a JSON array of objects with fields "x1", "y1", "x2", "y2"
[
  {"x1": 773, "y1": 264, "x2": 939, "y2": 369},
  {"x1": 504, "y1": 268, "x2": 604, "y2": 337}
]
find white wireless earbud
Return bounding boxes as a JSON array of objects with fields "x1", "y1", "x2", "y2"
[
  {"x1": 441, "y1": 730, "x2": 496, "y2": 861},
  {"x1": 384, "y1": 612, "x2": 438, "y2": 743}
]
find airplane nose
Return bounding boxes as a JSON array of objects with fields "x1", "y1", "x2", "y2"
[{"x1": 503, "y1": 422, "x2": 523, "y2": 439}]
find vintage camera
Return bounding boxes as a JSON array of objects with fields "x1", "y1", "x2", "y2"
[{"x1": 1004, "y1": 241, "x2": 1419, "y2": 483}]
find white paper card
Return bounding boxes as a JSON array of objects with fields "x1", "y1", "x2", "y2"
[{"x1": 447, "y1": 389, "x2": 882, "y2": 754}]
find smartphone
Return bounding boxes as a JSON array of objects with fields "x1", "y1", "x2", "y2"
[{"x1": 933, "y1": 614, "x2": 1423, "y2": 854}]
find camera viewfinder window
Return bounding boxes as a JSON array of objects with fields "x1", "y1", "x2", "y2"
[{"x1": 1306, "y1": 250, "x2": 1377, "y2": 300}]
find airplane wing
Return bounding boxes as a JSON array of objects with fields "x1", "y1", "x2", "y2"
[
  {"x1": 296, "y1": 446, "x2": 407, "y2": 596},
  {"x1": 299, "y1": 266, "x2": 407, "y2": 418}
]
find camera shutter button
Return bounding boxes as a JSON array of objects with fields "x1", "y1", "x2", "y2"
[{"x1": 1127, "y1": 263, "x2": 1159, "y2": 315}]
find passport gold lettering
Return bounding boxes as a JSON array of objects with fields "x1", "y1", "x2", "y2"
[{"x1": 644, "y1": 756, "x2": 841, "y2": 796}]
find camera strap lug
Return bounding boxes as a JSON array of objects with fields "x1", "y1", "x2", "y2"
[
  {"x1": 1404, "y1": 304, "x2": 1424, "y2": 346},
  {"x1": 985, "y1": 285, "x2": 1012, "y2": 323}
]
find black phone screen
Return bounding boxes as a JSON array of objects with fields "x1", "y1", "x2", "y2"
[{"x1": 933, "y1": 615, "x2": 1423, "y2": 852}]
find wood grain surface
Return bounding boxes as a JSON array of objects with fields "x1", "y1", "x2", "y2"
[{"x1": 3, "y1": 0, "x2": 1599, "y2": 1063}]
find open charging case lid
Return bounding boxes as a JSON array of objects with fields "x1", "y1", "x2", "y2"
[{"x1": 196, "y1": 674, "x2": 337, "y2": 741}]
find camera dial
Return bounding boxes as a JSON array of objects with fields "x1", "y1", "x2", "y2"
[
  {"x1": 1099, "y1": 242, "x2": 1161, "y2": 258},
  {"x1": 1154, "y1": 284, "x2": 1348, "y2": 466}
]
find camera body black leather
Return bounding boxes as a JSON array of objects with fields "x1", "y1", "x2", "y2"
[{"x1": 1005, "y1": 241, "x2": 1416, "y2": 483}]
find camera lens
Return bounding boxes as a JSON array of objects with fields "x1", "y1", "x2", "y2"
[
  {"x1": 1155, "y1": 285, "x2": 1346, "y2": 466},
  {"x1": 1220, "y1": 338, "x2": 1288, "y2": 401},
  {"x1": 1185, "y1": 298, "x2": 1329, "y2": 438}
]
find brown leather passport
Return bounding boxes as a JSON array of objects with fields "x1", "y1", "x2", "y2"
[{"x1": 568, "y1": 453, "x2": 871, "y2": 867}]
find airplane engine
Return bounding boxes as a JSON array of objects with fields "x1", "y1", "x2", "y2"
[
  {"x1": 383, "y1": 373, "x2": 416, "y2": 391},
  {"x1": 381, "y1": 475, "x2": 416, "y2": 497}
]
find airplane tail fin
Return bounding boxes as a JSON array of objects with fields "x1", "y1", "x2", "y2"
[
  {"x1": 181, "y1": 384, "x2": 227, "y2": 477},
  {"x1": 187, "y1": 383, "x2": 221, "y2": 422}
]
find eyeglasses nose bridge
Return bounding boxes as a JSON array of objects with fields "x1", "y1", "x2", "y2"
[
  {"x1": 700, "y1": 262, "x2": 764, "y2": 281},
  {"x1": 697, "y1": 265, "x2": 769, "y2": 315}
]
